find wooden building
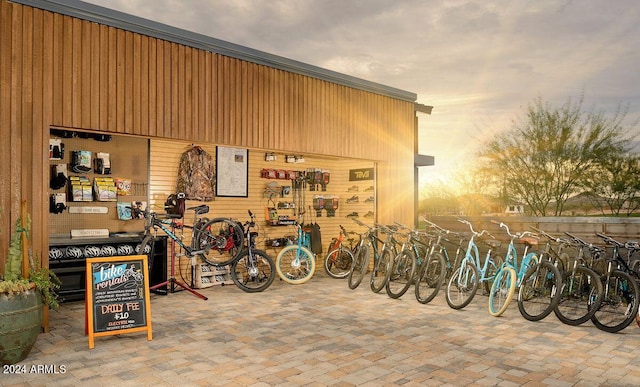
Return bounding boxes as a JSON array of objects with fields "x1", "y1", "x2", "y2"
[{"x1": 0, "y1": 0, "x2": 433, "y2": 277}]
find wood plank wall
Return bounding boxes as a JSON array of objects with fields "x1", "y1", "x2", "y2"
[{"x1": 0, "y1": 0, "x2": 417, "y2": 273}]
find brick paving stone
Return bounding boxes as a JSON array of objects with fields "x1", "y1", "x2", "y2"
[{"x1": 5, "y1": 276, "x2": 640, "y2": 386}]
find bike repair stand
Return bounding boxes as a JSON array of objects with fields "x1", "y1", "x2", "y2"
[{"x1": 149, "y1": 225, "x2": 208, "y2": 301}]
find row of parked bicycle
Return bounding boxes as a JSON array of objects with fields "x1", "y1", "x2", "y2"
[{"x1": 322, "y1": 217, "x2": 640, "y2": 333}]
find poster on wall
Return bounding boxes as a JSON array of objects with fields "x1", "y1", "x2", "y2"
[{"x1": 216, "y1": 146, "x2": 249, "y2": 197}]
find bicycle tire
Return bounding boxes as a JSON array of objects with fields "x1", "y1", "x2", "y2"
[
  {"x1": 517, "y1": 260, "x2": 562, "y2": 321},
  {"x1": 275, "y1": 245, "x2": 316, "y2": 284},
  {"x1": 136, "y1": 235, "x2": 156, "y2": 268},
  {"x1": 195, "y1": 218, "x2": 244, "y2": 266},
  {"x1": 231, "y1": 249, "x2": 276, "y2": 293},
  {"x1": 324, "y1": 246, "x2": 354, "y2": 279},
  {"x1": 415, "y1": 251, "x2": 446, "y2": 304},
  {"x1": 445, "y1": 261, "x2": 479, "y2": 310},
  {"x1": 370, "y1": 248, "x2": 392, "y2": 293},
  {"x1": 488, "y1": 266, "x2": 517, "y2": 317},
  {"x1": 386, "y1": 250, "x2": 417, "y2": 299},
  {"x1": 483, "y1": 254, "x2": 503, "y2": 294},
  {"x1": 347, "y1": 243, "x2": 370, "y2": 289},
  {"x1": 554, "y1": 266, "x2": 603, "y2": 326},
  {"x1": 591, "y1": 270, "x2": 640, "y2": 333}
]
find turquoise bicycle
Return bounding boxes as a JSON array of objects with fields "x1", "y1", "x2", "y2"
[
  {"x1": 275, "y1": 223, "x2": 316, "y2": 284},
  {"x1": 488, "y1": 221, "x2": 561, "y2": 318},
  {"x1": 445, "y1": 219, "x2": 503, "y2": 309}
]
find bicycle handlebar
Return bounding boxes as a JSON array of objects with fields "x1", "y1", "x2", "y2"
[
  {"x1": 458, "y1": 218, "x2": 493, "y2": 239},
  {"x1": 492, "y1": 220, "x2": 537, "y2": 240}
]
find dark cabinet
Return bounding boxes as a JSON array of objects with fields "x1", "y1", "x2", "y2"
[{"x1": 49, "y1": 235, "x2": 167, "y2": 302}]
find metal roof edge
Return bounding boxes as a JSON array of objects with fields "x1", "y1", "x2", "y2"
[{"x1": 13, "y1": 0, "x2": 418, "y2": 102}]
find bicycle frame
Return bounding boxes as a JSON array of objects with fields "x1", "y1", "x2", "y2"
[
  {"x1": 456, "y1": 220, "x2": 498, "y2": 284},
  {"x1": 495, "y1": 222, "x2": 538, "y2": 287}
]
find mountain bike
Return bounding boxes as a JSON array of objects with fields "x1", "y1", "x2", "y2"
[
  {"x1": 488, "y1": 221, "x2": 561, "y2": 319},
  {"x1": 395, "y1": 220, "x2": 446, "y2": 304},
  {"x1": 590, "y1": 233, "x2": 640, "y2": 332},
  {"x1": 138, "y1": 205, "x2": 244, "y2": 267},
  {"x1": 554, "y1": 232, "x2": 604, "y2": 326},
  {"x1": 347, "y1": 219, "x2": 399, "y2": 293},
  {"x1": 324, "y1": 225, "x2": 357, "y2": 279},
  {"x1": 445, "y1": 219, "x2": 503, "y2": 310},
  {"x1": 384, "y1": 227, "x2": 417, "y2": 299},
  {"x1": 230, "y1": 211, "x2": 276, "y2": 292},
  {"x1": 421, "y1": 218, "x2": 467, "y2": 283},
  {"x1": 347, "y1": 220, "x2": 380, "y2": 289},
  {"x1": 275, "y1": 223, "x2": 316, "y2": 284},
  {"x1": 137, "y1": 205, "x2": 244, "y2": 295}
]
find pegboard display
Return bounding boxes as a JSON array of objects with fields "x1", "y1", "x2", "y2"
[{"x1": 48, "y1": 129, "x2": 150, "y2": 237}]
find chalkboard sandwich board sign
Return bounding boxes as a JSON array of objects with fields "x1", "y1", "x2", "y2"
[{"x1": 85, "y1": 255, "x2": 153, "y2": 349}]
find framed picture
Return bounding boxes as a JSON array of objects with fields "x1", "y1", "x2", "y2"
[{"x1": 216, "y1": 146, "x2": 249, "y2": 197}]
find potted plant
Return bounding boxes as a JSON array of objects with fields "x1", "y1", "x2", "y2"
[{"x1": 1, "y1": 204, "x2": 60, "y2": 365}]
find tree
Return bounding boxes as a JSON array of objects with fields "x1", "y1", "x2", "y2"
[
  {"x1": 582, "y1": 154, "x2": 640, "y2": 216},
  {"x1": 479, "y1": 95, "x2": 636, "y2": 216}
]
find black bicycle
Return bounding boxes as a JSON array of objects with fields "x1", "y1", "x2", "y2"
[{"x1": 230, "y1": 211, "x2": 276, "y2": 292}]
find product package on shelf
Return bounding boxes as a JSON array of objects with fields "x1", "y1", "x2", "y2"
[
  {"x1": 93, "y1": 177, "x2": 117, "y2": 201},
  {"x1": 115, "y1": 177, "x2": 132, "y2": 195},
  {"x1": 69, "y1": 176, "x2": 92, "y2": 202}
]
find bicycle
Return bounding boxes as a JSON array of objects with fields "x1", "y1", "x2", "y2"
[
  {"x1": 445, "y1": 219, "x2": 503, "y2": 310},
  {"x1": 230, "y1": 211, "x2": 276, "y2": 292},
  {"x1": 347, "y1": 220, "x2": 380, "y2": 290},
  {"x1": 347, "y1": 219, "x2": 399, "y2": 293},
  {"x1": 415, "y1": 218, "x2": 464, "y2": 304},
  {"x1": 138, "y1": 205, "x2": 244, "y2": 266},
  {"x1": 324, "y1": 225, "x2": 357, "y2": 279},
  {"x1": 137, "y1": 204, "x2": 244, "y2": 296},
  {"x1": 590, "y1": 233, "x2": 640, "y2": 333},
  {"x1": 275, "y1": 223, "x2": 316, "y2": 284},
  {"x1": 384, "y1": 226, "x2": 417, "y2": 299},
  {"x1": 554, "y1": 232, "x2": 604, "y2": 326},
  {"x1": 488, "y1": 221, "x2": 561, "y2": 319}
]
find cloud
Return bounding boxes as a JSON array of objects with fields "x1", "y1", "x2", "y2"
[{"x1": 84, "y1": 0, "x2": 640, "y2": 177}]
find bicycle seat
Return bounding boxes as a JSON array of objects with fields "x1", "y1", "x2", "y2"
[
  {"x1": 520, "y1": 236, "x2": 538, "y2": 247},
  {"x1": 484, "y1": 239, "x2": 501, "y2": 248},
  {"x1": 187, "y1": 205, "x2": 209, "y2": 215}
]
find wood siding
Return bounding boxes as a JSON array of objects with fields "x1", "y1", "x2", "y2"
[{"x1": 0, "y1": 0, "x2": 417, "y2": 272}]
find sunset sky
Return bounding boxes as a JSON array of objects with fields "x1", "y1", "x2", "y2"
[{"x1": 83, "y1": 0, "x2": 640, "y2": 186}]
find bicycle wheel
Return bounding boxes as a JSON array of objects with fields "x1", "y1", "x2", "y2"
[
  {"x1": 348, "y1": 243, "x2": 370, "y2": 290},
  {"x1": 517, "y1": 260, "x2": 562, "y2": 321},
  {"x1": 488, "y1": 266, "x2": 517, "y2": 317},
  {"x1": 591, "y1": 270, "x2": 640, "y2": 333},
  {"x1": 195, "y1": 218, "x2": 244, "y2": 266},
  {"x1": 554, "y1": 266, "x2": 603, "y2": 326},
  {"x1": 386, "y1": 250, "x2": 417, "y2": 299},
  {"x1": 275, "y1": 245, "x2": 316, "y2": 284},
  {"x1": 370, "y1": 249, "x2": 392, "y2": 293},
  {"x1": 483, "y1": 254, "x2": 503, "y2": 294},
  {"x1": 445, "y1": 261, "x2": 479, "y2": 309},
  {"x1": 324, "y1": 246, "x2": 354, "y2": 279},
  {"x1": 415, "y1": 252, "x2": 446, "y2": 304},
  {"x1": 231, "y1": 249, "x2": 276, "y2": 293}
]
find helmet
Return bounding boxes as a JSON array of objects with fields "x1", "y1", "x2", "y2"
[
  {"x1": 65, "y1": 246, "x2": 84, "y2": 259},
  {"x1": 84, "y1": 245, "x2": 101, "y2": 258},
  {"x1": 136, "y1": 243, "x2": 152, "y2": 255},
  {"x1": 117, "y1": 244, "x2": 135, "y2": 256},
  {"x1": 100, "y1": 245, "x2": 117, "y2": 257},
  {"x1": 49, "y1": 247, "x2": 64, "y2": 260}
]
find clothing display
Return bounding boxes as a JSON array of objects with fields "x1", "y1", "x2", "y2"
[{"x1": 175, "y1": 146, "x2": 216, "y2": 201}]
